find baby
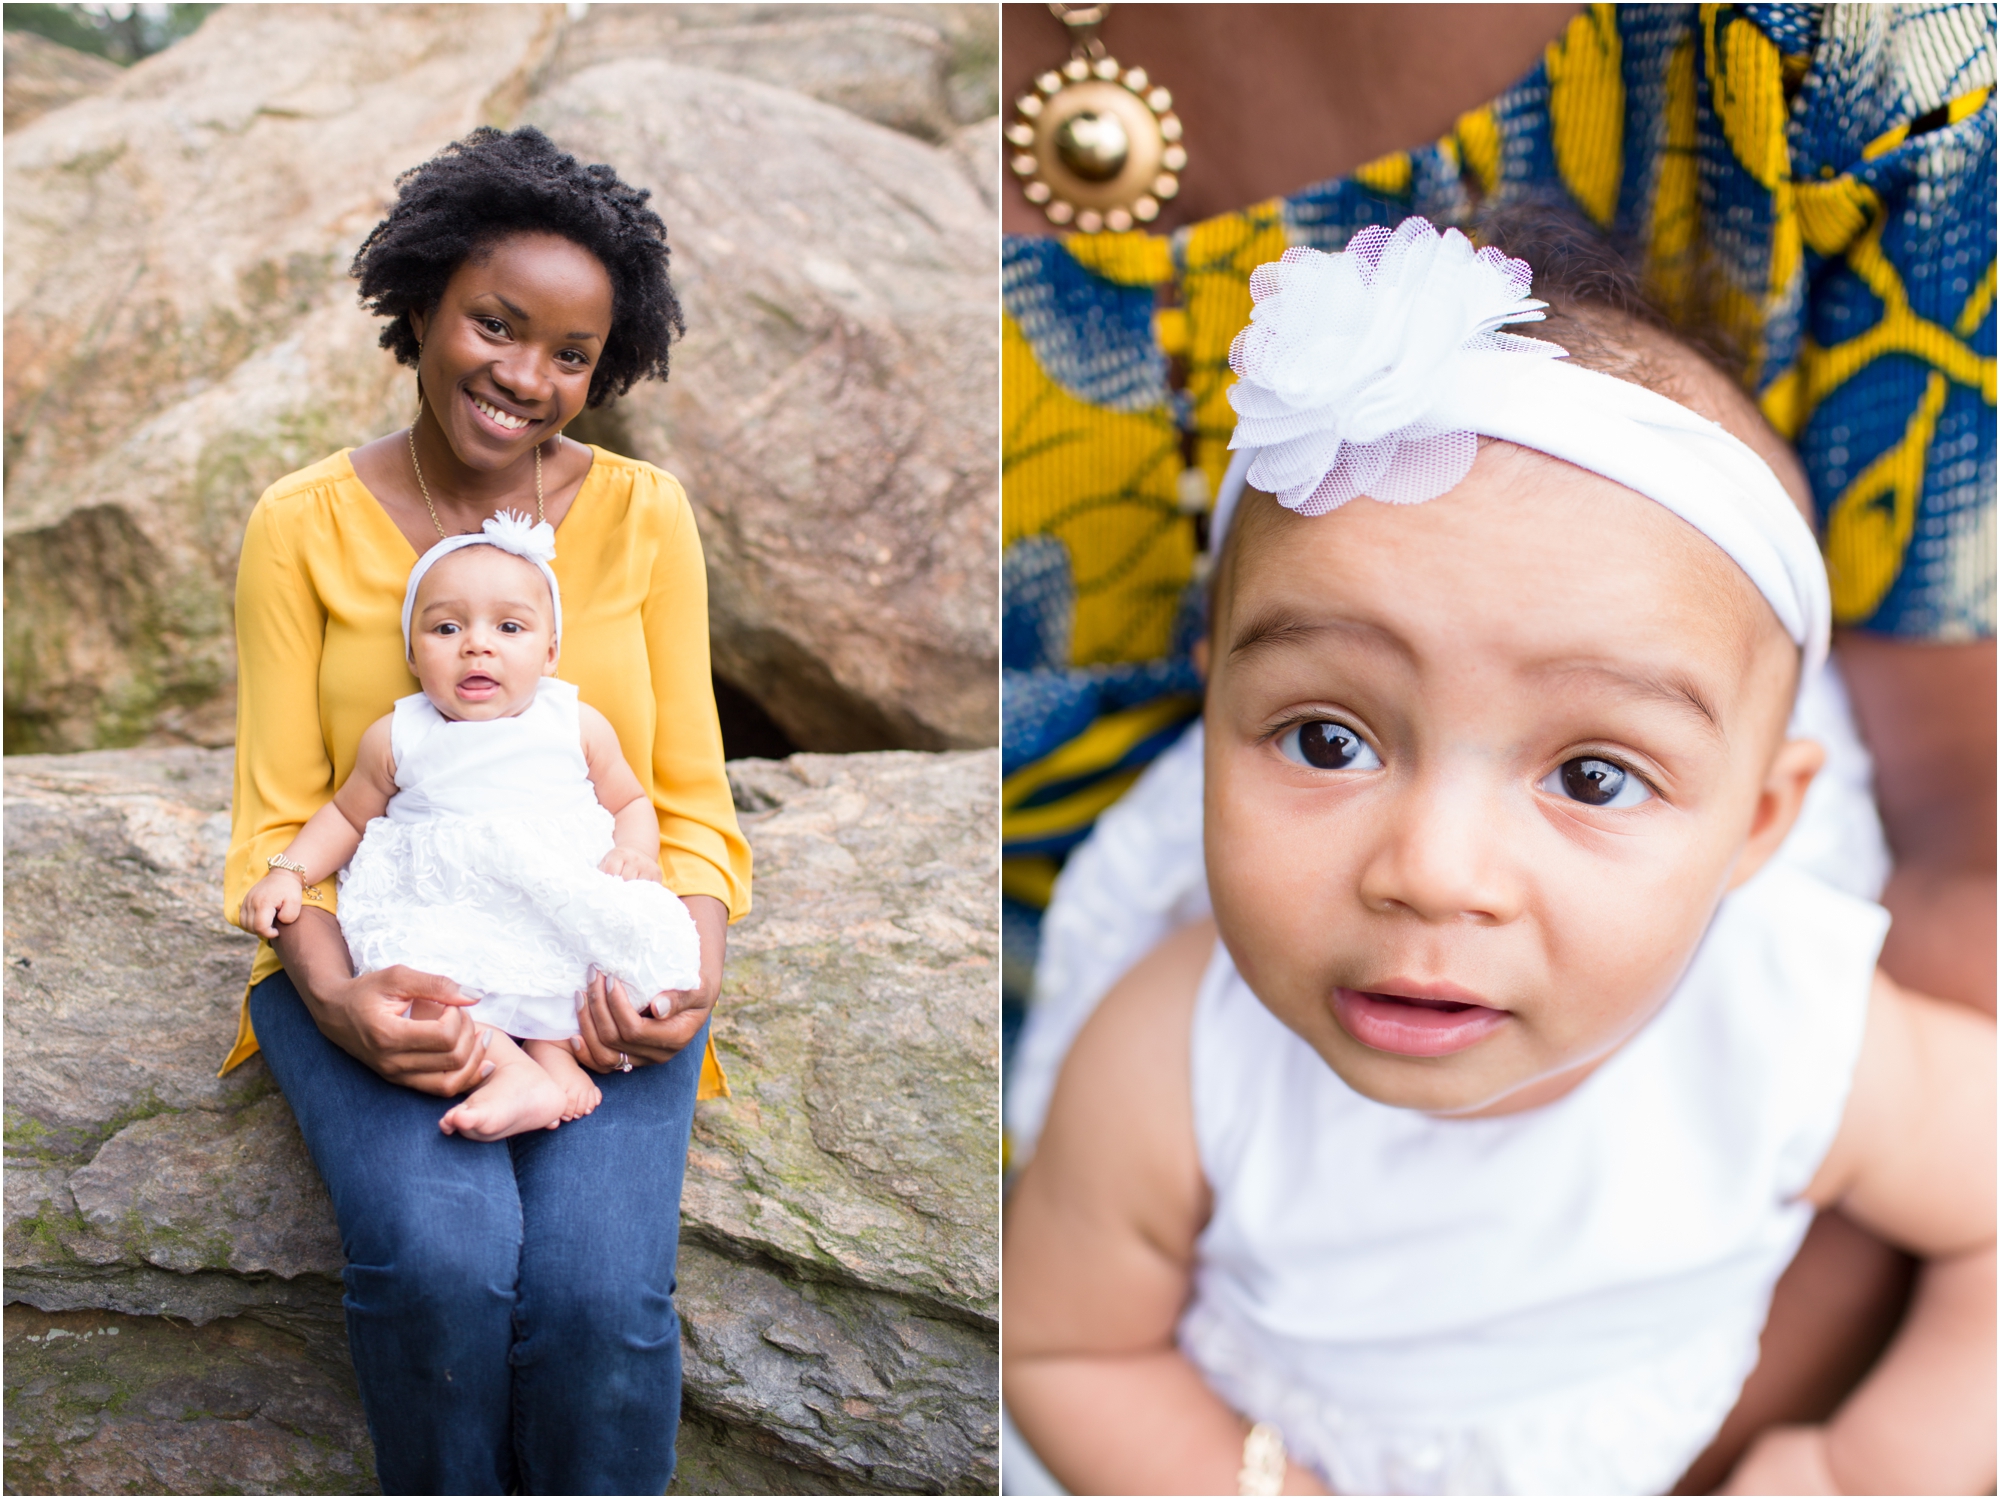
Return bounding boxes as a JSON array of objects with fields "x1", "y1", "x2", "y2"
[
  {"x1": 241, "y1": 512, "x2": 700, "y2": 1142},
  {"x1": 1003, "y1": 221, "x2": 1994, "y2": 1494}
]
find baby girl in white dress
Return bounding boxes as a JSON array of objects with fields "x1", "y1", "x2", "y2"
[
  {"x1": 1003, "y1": 221, "x2": 1994, "y2": 1494},
  {"x1": 242, "y1": 512, "x2": 699, "y2": 1141}
]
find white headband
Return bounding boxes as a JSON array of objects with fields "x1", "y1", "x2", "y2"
[
  {"x1": 1218, "y1": 218, "x2": 1830, "y2": 676},
  {"x1": 401, "y1": 510, "x2": 562, "y2": 657}
]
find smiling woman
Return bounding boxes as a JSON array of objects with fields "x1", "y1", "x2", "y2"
[{"x1": 220, "y1": 125, "x2": 750, "y2": 1495}]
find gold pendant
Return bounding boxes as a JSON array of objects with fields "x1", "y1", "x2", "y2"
[{"x1": 1008, "y1": 3, "x2": 1185, "y2": 233}]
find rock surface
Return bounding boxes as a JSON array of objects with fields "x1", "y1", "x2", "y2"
[
  {"x1": 2, "y1": 31, "x2": 122, "y2": 134},
  {"x1": 4, "y1": 744, "x2": 998, "y2": 1494},
  {"x1": 4, "y1": 4, "x2": 997, "y2": 757},
  {"x1": 535, "y1": 63, "x2": 999, "y2": 753},
  {"x1": 4, "y1": 1305, "x2": 375, "y2": 1495},
  {"x1": 543, "y1": 4, "x2": 998, "y2": 145}
]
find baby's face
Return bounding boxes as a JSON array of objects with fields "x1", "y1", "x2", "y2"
[
  {"x1": 408, "y1": 545, "x2": 558, "y2": 721},
  {"x1": 1204, "y1": 443, "x2": 1810, "y2": 1117}
]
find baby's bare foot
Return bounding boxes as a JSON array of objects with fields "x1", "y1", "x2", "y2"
[
  {"x1": 440, "y1": 1038, "x2": 566, "y2": 1141},
  {"x1": 524, "y1": 1039, "x2": 602, "y2": 1121}
]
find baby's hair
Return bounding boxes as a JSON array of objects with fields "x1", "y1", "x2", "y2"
[
  {"x1": 351, "y1": 125, "x2": 684, "y2": 408},
  {"x1": 1464, "y1": 198, "x2": 1749, "y2": 409}
]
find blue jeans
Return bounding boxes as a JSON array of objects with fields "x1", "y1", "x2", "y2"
[{"x1": 250, "y1": 971, "x2": 700, "y2": 1495}]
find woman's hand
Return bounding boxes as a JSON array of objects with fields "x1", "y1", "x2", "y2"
[
  {"x1": 274, "y1": 908, "x2": 489, "y2": 1095},
  {"x1": 572, "y1": 894, "x2": 727, "y2": 1070}
]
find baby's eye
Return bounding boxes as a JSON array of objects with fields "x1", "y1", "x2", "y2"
[
  {"x1": 1276, "y1": 720, "x2": 1381, "y2": 771},
  {"x1": 432, "y1": 622, "x2": 460, "y2": 636},
  {"x1": 499, "y1": 621, "x2": 523, "y2": 634},
  {"x1": 1540, "y1": 756, "x2": 1653, "y2": 808}
]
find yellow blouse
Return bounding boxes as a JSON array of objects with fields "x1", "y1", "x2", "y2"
[{"x1": 223, "y1": 445, "x2": 751, "y2": 1096}]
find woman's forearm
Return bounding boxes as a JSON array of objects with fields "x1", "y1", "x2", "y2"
[
  {"x1": 1878, "y1": 865, "x2": 1996, "y2": 1015},
  {"x1": 271, "y1": 907, "x2": 486, "y2": 1091},
  {"x1": 1837, "y1": 634, "x2": 1995, "y2": 1015},
  {"x1": 271, "y1": 905, "x2": 358, "y2": 1009},
  {"x1": 1822, "y1": 1241, "x2": 1996, "y2": 1494},
  {"x1": 1005, "y1": 1348, "x2": 1327, "y2": 1496}
]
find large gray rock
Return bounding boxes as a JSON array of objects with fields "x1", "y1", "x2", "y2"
[
  {"x1": 2, "y1": 32, "x2": 122, "y2": 134},
  {"x1": 4, "y1": 744, "x2": 998, "y2": 1494},
  {"x1": 4, "y1": 1303, "x2": 376, "y2": 1496},
  {"x1": 688, "y1": 754, "x2": 998, "y2": 1324},
  {"x1": 4, "y1": 4, "x2": 566, "y2": 753},
  {"x1": 535, "y1": 63, "x2": 998, "y2": 753},
  {"x1": 544, "y1": 5, "x2": 999, "y2": 145},
  {"x1": 4, "y1": 4, "x2": 997, "y2": 758}
]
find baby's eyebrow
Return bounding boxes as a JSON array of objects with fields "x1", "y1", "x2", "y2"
[
  {"x1": 417, "y1": 598, "x2": 544, "y2": 618},
  {"x1": 1227, "y1": 608, "x2": 1412, "y2": 664},
  {"x1": 1536, "y1": 660, "x2": 1724, "y2": 739}
]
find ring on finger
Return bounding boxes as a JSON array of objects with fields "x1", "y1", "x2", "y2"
[{"x1": 617, "y1": 1052, "x2": 633, "y2": 1072}]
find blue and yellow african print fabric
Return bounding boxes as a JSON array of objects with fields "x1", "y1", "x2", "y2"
[{"x1": 1002, "y1": 3, "x2": 1997, "y2": 1041}]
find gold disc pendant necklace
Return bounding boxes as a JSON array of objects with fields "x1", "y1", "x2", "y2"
[{"x1": 1008, "y1": 3, "x2": 1185, "y2": 233}]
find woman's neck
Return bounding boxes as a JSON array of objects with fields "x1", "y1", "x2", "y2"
[
  {"x1": 406, "y1": 406, "x2": 546, "y2": 529},
  {"x1": 1000, "y1": 3, "x2": 1579, "y2": 236},
  {"x1": 349, "y1": 414, "x2": 592, "y2": 558}
]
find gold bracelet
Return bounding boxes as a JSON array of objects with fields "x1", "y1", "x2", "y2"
[
  {"x1": 1237, "y1": 1420, "x2": 1285, "y2": 1497},
  {"x1": 266, "y1": 853, "x2": 322, "y2": 902}
]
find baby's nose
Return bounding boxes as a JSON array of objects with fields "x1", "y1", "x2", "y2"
[{"x1": 1358, "y1": 783, "x2": 1523, "y2": 925}]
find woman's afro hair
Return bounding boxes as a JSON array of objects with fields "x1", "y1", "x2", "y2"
[{"x1": 351, "y1": 125, "x2": 684, "y2": 407}]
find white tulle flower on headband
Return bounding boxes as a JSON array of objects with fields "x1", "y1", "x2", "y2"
[
  {"x1": 1227, "y1": 218, "x2": 1562, "y2": 514},
  {"x1": 479, "y1": 508, "x2": 557, "y2": 565}
]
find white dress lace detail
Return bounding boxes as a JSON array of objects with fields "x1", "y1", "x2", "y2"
[{"x1": 337, "y1": 678, "x2": 700, "y2": 1041}]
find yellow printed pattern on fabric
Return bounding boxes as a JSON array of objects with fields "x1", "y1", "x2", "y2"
[{"x1": 1002, "y1": 316, "x2": 1191, "y2": 667}]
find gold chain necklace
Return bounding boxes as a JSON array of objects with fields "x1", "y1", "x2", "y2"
[
  {"x1": 1008, "y1": 3, "x2": 1185, "y2": 232},
  {"x1": 407, "y1": 421, "x2": 545, "y2": 539}
]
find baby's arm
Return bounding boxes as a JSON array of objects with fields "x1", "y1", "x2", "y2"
[
  {"x1": 238, "y1": 715, "x2": 398, "y2": 939},
  {"x1": 1725, "y1": 971, "x2": 1995, "y2": 1495},
  {"x1": 1005, "y1": 921, "x2": 1329, "y2": 1495},
  {"x1": 579, "y1": 701, "x2": 662, "y2": 882}
]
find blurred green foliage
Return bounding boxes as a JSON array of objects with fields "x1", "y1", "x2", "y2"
[{"x1": 3, "y1": 3, "x2": 216, "y2": 65}]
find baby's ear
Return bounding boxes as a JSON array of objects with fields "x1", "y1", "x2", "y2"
[
  {"x1": 1192, "y1": 637, "x2": 1210, "y2": 683},
  {"x1": 1726, "y1": 736, "x2": 1825, "y2": 890}
]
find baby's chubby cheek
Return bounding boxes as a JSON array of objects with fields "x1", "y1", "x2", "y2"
[{"x1": 1203, "y1": 763, "x2": 1737, "y2": 1117}]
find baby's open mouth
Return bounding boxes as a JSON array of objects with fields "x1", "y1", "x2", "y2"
[
  {"x1": 1331, "y1": 986, "x2": 1511, "y2": 1058},
  {"x1": 458, "y1": 674, "x2": 501, "y2": 696}
]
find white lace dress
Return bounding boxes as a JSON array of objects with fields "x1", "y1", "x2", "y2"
[
  {"x1": 337, "y1": 678, "x2": 700, "y2": 1041},
  {"x1": 1173, "y1": 860, "x2": 1886, "y2": 1495}
]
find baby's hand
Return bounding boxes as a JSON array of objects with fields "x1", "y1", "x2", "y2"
[
  {"x1": 241, "y1": 870, "x2": 304, "y2": 939},
  {"x1": 598, "y1": 847, "x2": 662, "y2": 883}
]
